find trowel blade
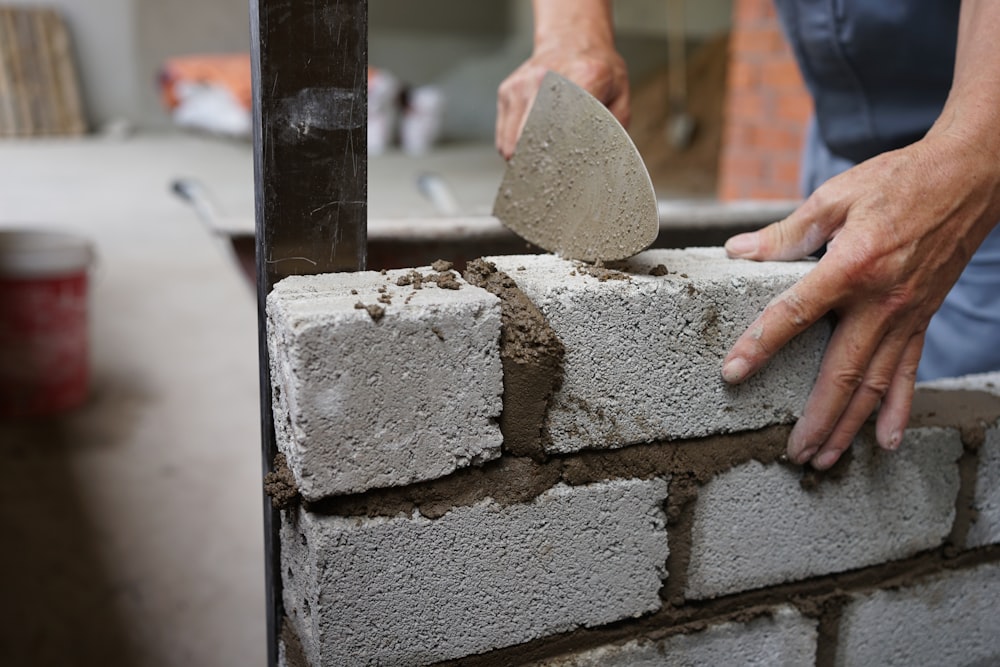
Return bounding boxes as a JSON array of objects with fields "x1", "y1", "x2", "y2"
[{"x1": 493, "y1": 71, "x2": 658, "y2": 263}]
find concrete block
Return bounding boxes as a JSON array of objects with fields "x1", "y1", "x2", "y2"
[
  {"x1": 969, "y1": 426, "x2": 1000, "y2": 548},
  {"x1": 836, "y1": 561, "x2": 1000, "y2": 667},
  {"x1": 918, "y1": 370, "x2": 1000, "y2": 395},
  {"x1": 542, "y1": 606, "x2": 816, "y2": 666},
  {"x1": 267, "y1": 268, "x2": 503, "y2": 499},
  {"x1": 686, "y1": 429, "x2": 962, "y2": 600},
  {"x1": 281, "y1": 478, "x2": 669, "y2": 666},
  {"x1": 915, "y1": 372, "x2": 1000, "y2": 549},
  {"x1": 488, "y1": 249, "x2": 831, "y2": 453}
]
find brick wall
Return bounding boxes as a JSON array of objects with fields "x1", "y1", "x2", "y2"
[
  {"x1": 267, "y1": 250, "x2": 1000, "y2": 666},
  {"x1": 718, "y1": 0, "x2": 812, "y2": 201}
]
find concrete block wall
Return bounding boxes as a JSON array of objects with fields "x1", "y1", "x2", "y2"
[{"x1": 266, "y1": 249, "x2": 1000, "y2": 667}]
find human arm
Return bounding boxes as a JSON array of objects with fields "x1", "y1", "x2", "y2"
[
  {"x1": 495, "y1": 0, "x2": 628, "y2": 159},
  {"x1": 721, "y1": 0, "x2": 1000, "y2": 470}
]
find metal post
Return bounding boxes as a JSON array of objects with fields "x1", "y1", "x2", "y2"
[{"x1": 249, "y1": 1, "x2": 367, "y2": 664}]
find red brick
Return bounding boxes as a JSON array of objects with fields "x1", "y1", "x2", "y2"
[
  {"x1": 719, "y1": 153, "x2": 766, "y2": 182},
  {"x1": 734, "y1": 0, "x2": 778, "y2": 27},
  {"x1": 720, "y1": 0, "x2": 812, "y2": 202},
  {"x1": 725, "y1": 90, "x2": 767, "y2": 122},
  {"x1": 731, "y1": 27, "x2": 785, "y2": 56},
  {"x1": 750, "y1": 183, "x2": 799, "y2": 200},
  {"x1": 772, "y1": 157, "x2": 803, "y2": 191},
  {"x1": 719, "y1": 179, "x2": 747, "y2": 202},
  {"x1": 761, "y1": 59, "x2": 806, "y2": 90},
  {"x1": 753, "y1": 126, "x2": 804, "y2": 153},
  {"x1": 720, "y1": 122, "x2": 758, "y2": 151},
  {"x1": 774, "y1": 92, "x2": 813, "y2": 125},
  {"x1": 727, "y1": 60, "x2": 759, "y2": 91}
]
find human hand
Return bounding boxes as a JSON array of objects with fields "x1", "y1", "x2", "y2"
[
  {"x1": 496, "y1": 45, "x2": 629, "y2": 159},
  {"x1": 721, "y1": 133, "x2": 1000, "y2": 470}
]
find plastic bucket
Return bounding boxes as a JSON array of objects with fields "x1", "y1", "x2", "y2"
[{"x1": 0, "y1": 229, "x2": 95, "y2": 418}]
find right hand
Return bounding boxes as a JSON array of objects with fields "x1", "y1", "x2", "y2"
[{"x1": 495, "y1": 46, "x2": 630, "y2": 159}]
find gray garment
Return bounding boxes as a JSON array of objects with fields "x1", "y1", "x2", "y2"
[
  {"x1": 802, "y1": 119, "x2": 1000, "y2": 381},
  {"x1": 774, "y1": 0, "x2": 958, "y2": 163}
]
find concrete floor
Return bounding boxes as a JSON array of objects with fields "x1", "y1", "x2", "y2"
[
  {"x1": 0, "y1": 134, "x2": 263, "y2": 667},
  {"x1": 0, "y1": 133, "x2": 507, "y2": 667}
]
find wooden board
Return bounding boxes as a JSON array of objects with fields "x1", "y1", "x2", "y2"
[{"x1": 0, "y1": 6, "x2": 86, "y2": 137}]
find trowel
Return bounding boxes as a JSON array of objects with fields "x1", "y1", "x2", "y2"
[{"x1": 493, "y1": 71, "x2": 659, "y2": 263}]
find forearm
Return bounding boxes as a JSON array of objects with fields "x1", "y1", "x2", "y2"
[
  {"x1": 929, "y1": 0, "x2": 1000, "y2": 153},
  {"x1": 532, "y1": 0, "x2": 614, "y2": 53}
]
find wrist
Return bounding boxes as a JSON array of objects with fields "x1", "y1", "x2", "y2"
[{"x1": 532, "y1": 0, "x2": 615, "y2": 54}]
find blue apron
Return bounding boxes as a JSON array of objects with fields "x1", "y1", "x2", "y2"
[{"x1": 773, "y1": 0, "x2": 1000, "y2": 381}]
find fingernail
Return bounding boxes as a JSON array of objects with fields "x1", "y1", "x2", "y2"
[
  {"x1": 787, "y1": 427, "x2": 815, "y2": 465},
  {"x1": 725, "y1": 232, "x2": 758, "y2": 259},
  {"x1": 791, "y1": 444, "x2": 817, "y2": 466},
  {"x1": 722, "y1": 357, "x2": 750, "y2": 383},
  {"x1": 885, "y1": 430, "x2": 902, "y2": 451},
  {"x1": 788, "y1": 447, "x2": 816, "y2": 466},
  {"x1": 813, "y1": 450, "x2": 839, "y2": 470}
]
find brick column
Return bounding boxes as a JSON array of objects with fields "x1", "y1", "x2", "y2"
[{"x1": 718, "y1": 0, "x2": 812, "y2": 201}]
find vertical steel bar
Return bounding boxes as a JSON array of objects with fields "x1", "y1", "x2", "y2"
[{"x1": 249, "y1": 1, "x2": 367, "y2": 663}]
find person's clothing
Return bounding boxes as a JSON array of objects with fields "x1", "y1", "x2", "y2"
[
  {"x1": 781, "y1": 1, "x2": 1000, "y2": 381},
  {"x1": 774, "y1": 0, "x2": 958, "y2": 164},
  {"x1": 799, "y1": 118, "x2": 853, "y2": 197}
]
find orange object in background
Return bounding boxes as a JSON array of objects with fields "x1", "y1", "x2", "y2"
[{"x1": 159, "y1": 54, "x2": 252, "y2": 112}]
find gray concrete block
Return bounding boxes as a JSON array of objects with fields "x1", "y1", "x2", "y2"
[
  {"x1": 542, "y1": 606, "x2": 816, "y2": 666},
  {"x1": 918, "y1": 370, "x2": 1000, "y2": 395},
  {"x1": 969, "y1": 426, "x2": 1000, "y2": 548},
  {"x1": 917, "y1": 371, "x2": 1000, "y2": 549},
  {"x1": 686, "y1": 429, "x2": 962, "y2": 600},
  {"x1": 267, "y1": 268, "x2": 503, "y2": 499},
  {"x1": 488, "y1": 249, "x2": 831, "y2": 453},
  {"x1": 281, "y1": 478, "x2": 669, "y2": 666},
  {"x1": 836, "y1": 561, "x2": 1000, "y2": 667}
]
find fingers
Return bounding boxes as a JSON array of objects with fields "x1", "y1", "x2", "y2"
[
  {"x1": 496, "y1": 67, "x2": 545, "y2": 160},
  {"x1": 607, "y1": 81, "x2": 631, "y2": 129},
  {"x1": 726, "y1": 188, "x2": 849, "y2": 262},
  {"x1": 496, "y1": 50, "x2": 630, "y2": 159},
  {"x1": 722, "y1": 264, "x2": 849, "y2": 384},
  {"x1": 789, "y1": 318, "x2": 911, "y2": 469},
  {"x1": 874, "y1": 332, "x2": 924, "y2": 451},
  {"x1": 720, "y1": 253, "x2": 923, "y2": 471}
]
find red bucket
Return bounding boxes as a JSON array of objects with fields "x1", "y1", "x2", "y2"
[{"x1": 0, "y1": 230, "x2": 95, "y2": 418}]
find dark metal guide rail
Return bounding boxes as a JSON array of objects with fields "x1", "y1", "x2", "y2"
[{"x1": 250, "y1": 1, "x2": 368, "y2": 664}]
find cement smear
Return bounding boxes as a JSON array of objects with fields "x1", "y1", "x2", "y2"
[
  {"x1": 465, "y1": 259, "x2": 565, "y2": 459},
  {"x1": 264, "y1": 453, "x2": 300, "y2": 509}
]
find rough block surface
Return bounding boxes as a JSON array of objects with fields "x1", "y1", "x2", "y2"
[
  {"x1": 836, "y1": 561, "x2": 1000, "y2": 667},
  {"x1": 969, "y1": 426, "x2": 1000, "y2": 548},
  {"x1": 267, "y1": 268, "x2": 503, "y2": 499},
  {"x1": 686, "y1": 429, "x2": 962, "y2": 599},
  {"x1": 282, "y1": 479, "x2": 669, "y2": 666},
  {"x1": 920, "y1": 371, "x2": 1000, "y2": 549},
  {"x1": 918, "y1": 370, "x2": 1000, "y2": 395},
  {"x1": 488, "y1": 249, "x2": 831, "y2": 453},
  {"x1": 542, "y1": 606, "x2": 816, "y2": 666}
]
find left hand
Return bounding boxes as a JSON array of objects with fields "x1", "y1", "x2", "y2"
[{"x1": 721, "y1": 131, "x2": 1000, "y2": 470}]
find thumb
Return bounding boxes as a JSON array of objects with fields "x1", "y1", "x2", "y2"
[{"x1": 725, "y1": 196, "x2": 840, "y2": 262}]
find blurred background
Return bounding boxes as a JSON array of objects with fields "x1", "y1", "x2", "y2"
[{"x1": 0, "y1": 1, "x2": 809, "y2": 665}]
